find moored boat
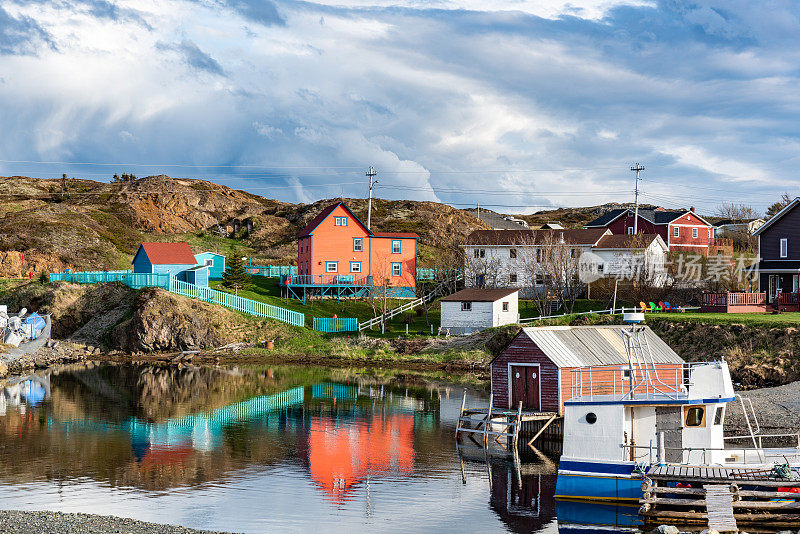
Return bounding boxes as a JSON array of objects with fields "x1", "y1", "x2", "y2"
[{"x1": 554, "y1": 314, "x2": 800, "y2": 514}]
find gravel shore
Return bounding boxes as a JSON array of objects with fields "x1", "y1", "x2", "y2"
[
  {"x1": 726, "y1": 381, "x2": 800, "y2": 433},
  {"x1": 0, "y1": 510, "x2": 234, "y2": 534}
]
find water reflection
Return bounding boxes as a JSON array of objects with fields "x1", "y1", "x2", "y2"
[{"x1": 0, "y1": 363, "x2": 643, "y2": 533}]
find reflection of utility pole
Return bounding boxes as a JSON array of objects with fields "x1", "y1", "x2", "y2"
[
  {"x1": 366, "y1": 166, "x2": 378, "y2": 231},
  {"x1": 630, "y1": 163, "x2": 644, "y2": 234}
]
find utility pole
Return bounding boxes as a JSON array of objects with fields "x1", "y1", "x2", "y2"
[
  {"x1": 366, "y1": 166, "x2": 378, "y2": 230},
  {"x1": 630, "y1": 163, "x2": 645, "y2": 234}
]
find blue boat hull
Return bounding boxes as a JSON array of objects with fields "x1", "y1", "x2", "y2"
[{"x1": 555, "y1": 459, "x2": 644, "y2": 504}]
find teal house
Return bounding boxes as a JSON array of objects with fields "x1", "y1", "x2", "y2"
[
  {"x1": 194, "y1": 251, "x2": 226, "y2": 280},
  {"x1": 132, "y1": 242, "x2": 209, "y2": 288}
]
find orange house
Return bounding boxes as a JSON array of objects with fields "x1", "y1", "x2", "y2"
[{"x1": 296, "y1": 202, "x2": 418, "y2": 297}]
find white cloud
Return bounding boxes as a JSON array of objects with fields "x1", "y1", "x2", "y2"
[
  {"x1": 0, "y1": 0, "x2": 798, "y2": 214},
  {"x1": 301, "y1": 0, "x2": 654, "y2": 20}
]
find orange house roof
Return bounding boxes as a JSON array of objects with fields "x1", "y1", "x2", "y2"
[
  {"x1": 297, "y1": 204, "x2": 342, "y2": 238},
  {"x1": 138, "y1": 242, "x2": 197, "y2": 265}
]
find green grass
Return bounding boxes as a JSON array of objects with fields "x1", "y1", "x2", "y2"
[
  {"x1": 646, "y1": 311, "x2": 800, "y2": 327},
  {"x1": 211, "y1": 276, "x2": 614, "y2": 335},
  {"x1": 210, "y1": 277, "x2": 424, "y2": 330}
]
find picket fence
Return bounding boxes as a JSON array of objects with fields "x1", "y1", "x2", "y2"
[
  {"x1": 312, "y1": 317, "x2": 358, "y2": 332},
  {"x1": 170, "y1": 279, "x2": 305, "y2": 327},
  {"x1": 49, "y1": 271, "x2": 170, "y2": 289},
  {"x1": 49, "y1": 270, "x2": 304, "y2": 327}
]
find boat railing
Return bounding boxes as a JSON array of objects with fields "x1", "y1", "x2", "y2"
[
  {"x1": 724, "y1": 432, "x2": 800, "y2": 450},
  {"x1": 622, "y1": 440, "x2": 800, "y2": 465},
  {"x1": 569, "y1": 362, "x2": 700, "y2": 401}
]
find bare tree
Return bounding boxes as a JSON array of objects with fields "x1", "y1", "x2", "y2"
[
  {"x1": 463, "y1": 244, "x2": 503, "y2": 289},
  {"x1": 715, "y1": 202, "x2": 761, "y2": 221},
  {"x1": 714, "y1": 202, "x2": 761, "y2": 252},
  {"x1": 368, "y1": 250, "x2": 395, "y2": 332},
  {"x1": 520, "y1": 231, "x2": 583, "y2": 315},
  {"x1": 418, "y1": 243, "x2": 463, "y2": 326}
]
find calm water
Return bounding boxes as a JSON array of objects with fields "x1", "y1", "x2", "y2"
[{"x1": 0, "y1": 363, "x2": 640, "y2": 533}]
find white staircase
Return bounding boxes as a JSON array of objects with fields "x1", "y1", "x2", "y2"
[{"x1": 358, "y1": 272, "x2": 463, "y2": 331}]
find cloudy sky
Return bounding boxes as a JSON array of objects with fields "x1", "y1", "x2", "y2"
[{"x1": 1, "y1": 0, "x2": 799, "y2": 214}]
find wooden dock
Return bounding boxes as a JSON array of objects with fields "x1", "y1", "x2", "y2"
[
  {"x1": 455, "y1": 391, "x2": 561, "y2": 452},
  {"x1": 641, "y1": 464, "x2": 800, "y2": 529}
]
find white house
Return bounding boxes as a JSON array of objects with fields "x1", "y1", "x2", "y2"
[
  {"x1": 439, "y1": 288, "x2": 519, "y2": 335},
  {"x1": 462, "y1": 229, "x2": 610, "y2": 295},
  {"x1": 461, "y1": 229, "x2": 668, "y2": 294},
  {"x1": 589, "y1": 233, "x2": 669, "y2": 283}
]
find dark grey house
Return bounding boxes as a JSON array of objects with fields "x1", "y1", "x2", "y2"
[{"x1": 755, "y1": 198, "x2": 800, "y2": 302}]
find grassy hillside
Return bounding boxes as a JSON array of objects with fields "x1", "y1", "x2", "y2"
[{"x1": 0, "y1": 175, "x2": 487, "y2": 277}]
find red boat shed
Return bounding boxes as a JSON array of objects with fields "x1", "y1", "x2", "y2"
[{"x1": 490, "y1": 325, "x2": 685, "y2": 415}]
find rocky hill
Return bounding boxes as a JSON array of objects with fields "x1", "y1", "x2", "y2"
[
  {"x1": 515, "y1": 202, "x2": 660, "y2": 228},
  {"x1": 0, "y1": 175, "x2": 488, "y2": 276}
]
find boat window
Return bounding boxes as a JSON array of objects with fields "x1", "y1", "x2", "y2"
[
  {"x1": 684, "y1": 406, "x2": 705, "y2": 427},
  {"x1": 714, "y1": 406, "x2": 724, "y2": 425},
  {"x1": 585, "y1": 412, "x2": 597, "y2": 424}
]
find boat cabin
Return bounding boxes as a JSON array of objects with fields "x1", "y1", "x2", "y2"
[
  {"x1": 490, "y1": 325, "x2": 685, "y2": 414},
  {"x1": 561, "y1": 360, "x2": 735, "y2": 466}
]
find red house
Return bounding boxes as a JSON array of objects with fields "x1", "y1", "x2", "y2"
[
  {"x1": 295, "y1": 202, "x2": 418, "y2": 297},
  {"x1": 585, "y1": 207, "x2": 716, "y2": 255},
  {"x1": 490, "y1": 325, "x2": 684, "y2": 414}
]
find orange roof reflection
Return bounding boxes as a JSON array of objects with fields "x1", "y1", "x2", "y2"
[{"x1": 308, "y1": 415, "x2": 415, "y2": 504}]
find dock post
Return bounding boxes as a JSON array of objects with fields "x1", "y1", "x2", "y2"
[
  {"x1": 456, "y1": 389, "x2": 467, "y2": 441},
  {"x1": 484, "y1": 394, "x2": 493, "y2": 448},
  {"x1": 512, "y1": 401, "x2": 522, "y2": 450}
]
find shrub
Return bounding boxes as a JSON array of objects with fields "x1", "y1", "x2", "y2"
[{"x1": 401, "y1": 313, "x2": 415, "y2": 324}]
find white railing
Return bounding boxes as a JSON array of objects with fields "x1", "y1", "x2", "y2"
[
  {"x1": 622, "y1": 442, "x2": 800, "y2": 465},
  {"x1": 170, "y1": 279, "x2": 305, "y2": 327},
  {"x1": 358, "y1": 272, "x2": 464, "y2": 331}
]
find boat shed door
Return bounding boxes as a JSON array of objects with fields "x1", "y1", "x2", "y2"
[{"x1": 511, "y1": 365, "x2": 540, "y2": 411}]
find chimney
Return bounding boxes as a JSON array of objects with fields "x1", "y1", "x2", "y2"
[{"x1": 690, "y1": 206, "x2": 695, "y2": 212}]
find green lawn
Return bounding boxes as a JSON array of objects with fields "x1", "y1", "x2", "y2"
[
  {"x1": 210, "y1": 277, "x2": 429, "y2": 331},
  {"x1": 646, "y1": 311, "x2": 800, "y2": 327},
  {"x1": 211, "y1": 276, "x2": 614, "y2": 335}
]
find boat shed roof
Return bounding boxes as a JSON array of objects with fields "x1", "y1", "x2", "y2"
[{"x1": 517, "y1": 325, "x2": 684, "y2": 368}]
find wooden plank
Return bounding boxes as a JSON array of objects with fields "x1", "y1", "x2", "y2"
[{"x1": 705, "y1": 484, "x2": 737, "y2": 533}]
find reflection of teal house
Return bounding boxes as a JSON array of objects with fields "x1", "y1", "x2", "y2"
[
  {"x1": 132, "y1": 242, "x2": 209, "y2": 287},
  {"x1": 194, "y1": 252, "x2": 226, "y2": 280}
]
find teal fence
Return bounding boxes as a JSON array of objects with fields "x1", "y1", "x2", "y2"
[
  {"x1": 171, "y1": 279, "x2": 305, "y2": 327},
  {"x1": 49, "y1": 271, "x2": 170, "y2": 289},
  {"x1": 247, "y1": 265, "x2": 297, "y2": 277},
  {"x1": 312, "y1": 317, "x2": 358, "y2": 332}
]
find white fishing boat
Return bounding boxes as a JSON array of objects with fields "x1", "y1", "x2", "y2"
[{"x1": 554, "y1": 313, "x2": 800, "y2": 509}]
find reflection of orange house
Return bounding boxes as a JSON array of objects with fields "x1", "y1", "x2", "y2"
[{"x1": 308, "y1": 415, "x2": 415, "y2": 503}]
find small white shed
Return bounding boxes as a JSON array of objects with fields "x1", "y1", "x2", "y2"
[{"x1": 440, "y1": 288, "x2": 519, "y2": 335}]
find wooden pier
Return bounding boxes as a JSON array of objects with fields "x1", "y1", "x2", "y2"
[
  {"x1": 640, "y1": 464, "x2": 800, "y2": 530},
  {"x1": 455, "y1": 392, "x2": 562, "y2": 452}
]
